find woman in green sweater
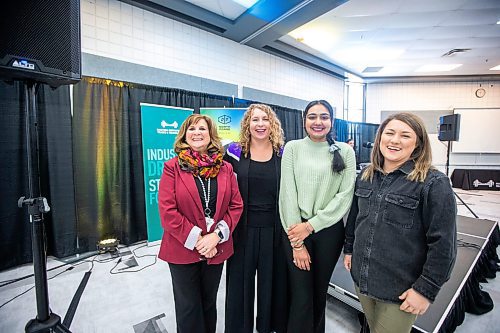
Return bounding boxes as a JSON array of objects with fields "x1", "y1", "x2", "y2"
[{"x1": 279, "y1": 100, "x2": 356, "y2": 333}]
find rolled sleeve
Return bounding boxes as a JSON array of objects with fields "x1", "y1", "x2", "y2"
[
  {"x1": 184, "y1": 226, "x2": 202, "y2": 250},
  {"x1": 216, "y1": 220, "x2": 230, "y2": 243}
]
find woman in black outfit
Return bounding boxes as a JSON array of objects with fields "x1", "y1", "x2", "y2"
[{"x1": 224, "y1": 104, "x2": 288, "y2": 333}]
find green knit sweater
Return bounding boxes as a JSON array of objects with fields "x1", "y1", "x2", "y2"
[{"x1": 279, "y1": 136, "x2": 356, "y2": 233}]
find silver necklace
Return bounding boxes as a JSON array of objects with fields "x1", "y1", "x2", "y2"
[{"x1": 196, "y1": 175, "x2": 211, "y2": 217}]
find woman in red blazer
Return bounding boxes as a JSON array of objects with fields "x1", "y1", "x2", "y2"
[{"x1": 158, "y1": 114, "x2": 243, "y2": 333}]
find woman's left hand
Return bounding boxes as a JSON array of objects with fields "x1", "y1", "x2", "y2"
[
  {"x1": 204, "y1": 248, "x2": 218, "y2": 258},
  {"x1": 293, "y1": 246, "x2": 312, "y2": 271},
  {"x1": 195, "y1": 233, "x2": 219, "y2": 256},
  {"x1": 288, "y1": 222, "x2": 311, "y2": 244},
  {"x1": 399, "y1": 288, "x2": 430, "y2": 315}
]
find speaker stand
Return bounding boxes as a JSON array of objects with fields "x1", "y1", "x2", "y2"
[
  {"x1": 18, "y1": 82, "x2": 71, "y2": 333},
  {"x1": 445, "y1": 141, "x2": 478, "y2": 219}
]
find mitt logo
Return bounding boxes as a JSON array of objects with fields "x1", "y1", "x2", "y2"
[{"x1": 218, "y1": 115, "x2": 231, "y2": 125}]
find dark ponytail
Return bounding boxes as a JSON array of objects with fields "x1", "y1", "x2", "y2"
[
  {"x1": 304, "y1": 100, "x2": 346, "y2": 173},
  {"x1": 326, "y1": 132, "x2": 346, "y2": 173}
]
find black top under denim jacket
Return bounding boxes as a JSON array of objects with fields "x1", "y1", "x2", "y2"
[{"x1": 344, "y1": 160, "x2": 457, "y2": 303}]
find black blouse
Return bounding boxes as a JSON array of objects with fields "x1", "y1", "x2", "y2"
[
  {"x1": 247, "y1": 154, "x2": 278, "y2": 227},
  {"x1": 194, "y1": 176, "x2": 217, "y2": 219}
]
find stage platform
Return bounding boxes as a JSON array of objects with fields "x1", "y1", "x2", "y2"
[{"x1": 328, "y1": 215, "x2": 498, "y2": 333}]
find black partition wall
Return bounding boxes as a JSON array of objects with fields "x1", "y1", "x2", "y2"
[
  {"x1": 233, "y1": 97, "x2": 304, "y2": 142},
  {"x1": 71, "y1": 77, "x2": 243, "y2": 255},
  {"x1": 0, "y1": 81, "x2": 77, "y2": 270},
  {"x1": 335, "y1": 118, "x2": 379, "y2": 164}
]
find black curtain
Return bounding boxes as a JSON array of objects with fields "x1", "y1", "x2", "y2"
[
  {"x1": 0, "y1": 80, "x2": 76, "y2": 270},
  {"x1": 233, "y1": 98, "x2": 303, "y2": 142},
  {"x1": 71, "y1": 78, "x2": 247, "y2": 254},
  {"x1": 335, "y1": 119, "x2": 379, "y2": 164}
]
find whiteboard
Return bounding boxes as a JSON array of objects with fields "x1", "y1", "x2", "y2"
[{"x1": 452, "y1": 108, "x2": 500, "y2": 153}]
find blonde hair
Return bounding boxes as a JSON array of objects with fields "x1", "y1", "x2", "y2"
[
  {"x1": 174, "y1": 114, "x2": 223, "y2": 154},
  {"x1": 239, "y1": 104, "x2": 285, "y2": 157},
  {"x1": 361, "y1": 112, "x2": 433, "y2": 183}
]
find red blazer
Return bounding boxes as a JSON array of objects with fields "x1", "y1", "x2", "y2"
[{"x1": 158, "y1": 157, "x2": 243, "y2": 265}]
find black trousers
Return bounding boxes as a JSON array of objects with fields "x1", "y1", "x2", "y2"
[
  {"x1": 225, "y1": 226, "x2": 276, "y2": 333},
  {"x1": 283, "y1": 221, "x2": 344, "y2": 333},
  {"x1": 168, "y1": 261, "x2": 224, "y2": 333}
]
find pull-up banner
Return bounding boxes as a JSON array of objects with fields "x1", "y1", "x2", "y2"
[
  {"x1": 140, "y1": 103, "x2": 193, "y2": 242},
  {"x1": 200, "y1": 108, "x2": 246, "y2": 146}
]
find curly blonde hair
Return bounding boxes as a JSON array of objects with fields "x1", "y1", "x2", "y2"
[{"x1": 239, "y1": 104, "x2": 285, "y2": 157}]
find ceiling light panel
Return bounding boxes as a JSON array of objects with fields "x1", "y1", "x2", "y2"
[
  {"x1": 331, "y1": 46, "x2": 405, "y2": 65},
  {"x1": 415, "y1": 64, "x2": 463, "y2": 72}
]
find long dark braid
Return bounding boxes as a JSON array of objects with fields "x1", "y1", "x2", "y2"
[{"x1": 304, "y1": 100, "x2": 346, "y2": 173}]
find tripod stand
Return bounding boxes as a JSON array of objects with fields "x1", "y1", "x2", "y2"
[
  {"x1": 445, "y1": 140, "x2": 478, "y2": 219},
  {"x1": 18, "y1": 82, "x2": 71, "y2": 333}
]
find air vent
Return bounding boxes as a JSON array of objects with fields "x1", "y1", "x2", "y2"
[
  {"x1": 362, "y1": 66, "x2": 383, "y2": 73},
  {"x1": 441, "y1": 49, "x2": 471, "y2": 57}
]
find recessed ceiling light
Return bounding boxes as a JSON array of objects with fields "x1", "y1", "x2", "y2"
[
  {"x1": 415, "y1": 64, "x2": 462, "y2": 72},
  {"x1": 331, "y1": 47, "x2": 404, "y2": 65},
  {"x1": 490, "y1": 65, "x2": 500, "y2": 70},
  {"x1": 362, "y1": 66, "x2": 383, "y2": 73},
  {"x1": 233, "y1": 0, "x2": 258, "y2": 8},
  {"x1": 497, "y1": 20, "x2": 500, "y2": 24},
  {"x1": 289, "y1": 28, "x2": 339, "y2": 53}
]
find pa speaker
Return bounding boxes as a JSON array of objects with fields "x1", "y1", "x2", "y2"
[
  {"x1": 438, "y1": 114, "x2": 461, "y2": 142},
  {"x1": 0, "y1": 0, "x2": 81, "y2": 87}
]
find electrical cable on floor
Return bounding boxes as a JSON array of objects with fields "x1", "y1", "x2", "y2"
[
  {"x1": 109, "y1": 243, "x2": 159, "y2": 274},
  {"x1": 0, "y1": 242, "x2": 153, "y2": 286},
  {"x1": 0, "y1": 251, "x2": 99, "y2": 288},
  {"x1": 70, "y1": 255, "x2": 98, "y2": 273},
  {"x1": 0, "y1": 266, "x2": 75, "y2": 310}
]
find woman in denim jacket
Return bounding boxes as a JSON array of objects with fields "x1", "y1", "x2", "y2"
[{"x1": 344, "y1": 112, "x2": 457, "y2": 333}]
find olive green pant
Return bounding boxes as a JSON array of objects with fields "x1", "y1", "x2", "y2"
[{"x1": 356, "y1": 287, "x2": 417, "y2": 333}]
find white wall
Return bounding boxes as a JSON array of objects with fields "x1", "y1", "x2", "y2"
[
  {"x1": 80, "y1": 0, "x2": 345, "y2": 112},
  {"x1": 366, "y1": 81, "x2": 500, "y2": 171}
]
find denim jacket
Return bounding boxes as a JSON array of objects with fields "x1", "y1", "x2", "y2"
[{"x1": 344, "y1": 161, "x2": 457, "y2": 303}]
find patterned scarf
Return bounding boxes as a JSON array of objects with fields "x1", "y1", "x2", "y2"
[{"x1": 178, "y1": 148, "x2": 223, "y2": 178}]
